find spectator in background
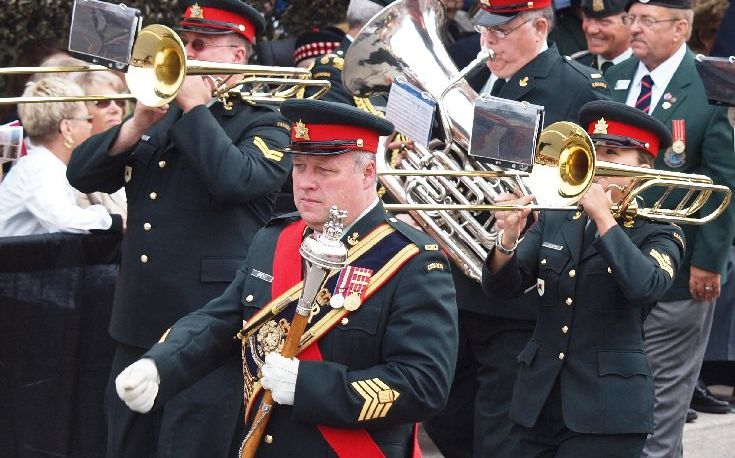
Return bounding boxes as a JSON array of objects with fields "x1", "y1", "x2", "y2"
[
  {"x1": 0, "y1": 77, "x2": 122, "y2": 236},
  {"x1": 689, "y1": 0, "x2": 729, "y2": 55},
  {"x1": 72, "y1": 71, "x2": 129, "y2": 219},
  {"x1": 572, "y1": 0, "x2": 632, "y2": 74}
]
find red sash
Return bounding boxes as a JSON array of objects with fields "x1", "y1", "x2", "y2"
[{"x1": 271, "y1": 219, "x2": 421, "y2": 458}]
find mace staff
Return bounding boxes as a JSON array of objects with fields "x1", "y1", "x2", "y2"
[{"x1": 239, "y1": 206, "x2": 349, "y2": 458}]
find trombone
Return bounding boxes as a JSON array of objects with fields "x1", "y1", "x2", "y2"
[
  {"x1": 0, "y1": 24, "x2": 330, "y2": 108},
  {"x1": 381, "y1": 122, "x2": 732, "y2": 226}
]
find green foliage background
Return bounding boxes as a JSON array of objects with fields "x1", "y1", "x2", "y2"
[{"x1": 0, "y1": 1, "x2": 348, "y2": 68}]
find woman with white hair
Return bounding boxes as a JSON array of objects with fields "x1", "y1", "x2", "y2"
[{"x1": 0, "y1": 77, "x2": 123, "y2": 236}]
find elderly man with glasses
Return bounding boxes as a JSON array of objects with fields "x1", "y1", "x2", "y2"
[
  {"x1": 572, "y1": 0, "x2": 633, "y2": 75},
  {"x1": 604, "y1": 0, "x2": 735, "y2": 456},
  {"x1": 66, "y1": 1, "x2": 292, "y2": 457},
  {"x1": 424, "y1": 1, "x2": 610, "y2": 457}
]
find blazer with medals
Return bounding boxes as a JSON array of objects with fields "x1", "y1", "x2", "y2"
[
  {"x1": 606, "y1": 48, "x2": 735, "y2": 300},
  {"x1": 482, "y1": 211, "x2": 685, "y2": 433},
  {"x1": 143, "y1": 202, "x2": 459, "y2": 457},
  {"x1": 67, "y1": 102, "x2": 292, "y2": 348},
  {"x1": 461, "y1": 42, "x2": 611, "y2": 319}
]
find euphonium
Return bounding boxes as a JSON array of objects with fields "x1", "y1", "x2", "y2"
[{"x1": 342, "y1": 0, "x2": 526, "y2": 281}]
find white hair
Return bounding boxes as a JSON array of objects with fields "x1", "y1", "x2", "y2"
[
  {"x1": 346, "y1": 0, "x2": 384, "y2": 29},
  {"x1": 352, "y1": 150, "x2": 377, "y2": 186}
]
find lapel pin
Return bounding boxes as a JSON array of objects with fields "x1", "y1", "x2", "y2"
[{"x1": 519, "y1": 76, "x2": 529, "y2": 87}]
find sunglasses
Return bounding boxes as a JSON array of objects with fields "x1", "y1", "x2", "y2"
[
  {"x1": 181, "y1": 37, "x2": 240, "y2": 52},
  {"x1": 93, "y1": 100, "x2": 127, "y2": 109}
]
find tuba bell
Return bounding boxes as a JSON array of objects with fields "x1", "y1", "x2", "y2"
[{"x1": 342, "y1": 0, "x2": 526, "y2": 281}]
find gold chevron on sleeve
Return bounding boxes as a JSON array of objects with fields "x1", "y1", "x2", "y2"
[
  {"x1": 253, "y1": 136, "x2": 283, "y2": 162},
  {"x1": 351, "y1": 378, "x2": 400, "y2": 422},
  {"x1": 649, "y1": 248, "x2": 674, "y2": 279}
]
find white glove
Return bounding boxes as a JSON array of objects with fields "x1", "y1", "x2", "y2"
[
  {"x1": 261, "y1": 352, "x2": 299, "y2": 405},
  {"x1": 115, "y1": 358, "x2": 160, "y2": 413}
]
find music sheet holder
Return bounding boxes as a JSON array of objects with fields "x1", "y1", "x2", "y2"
[
  {"x1": 68, "y1": 0, "x2": 142, "y2": 71},
  {"x1": 695, "y1": 55, "x2": 735, "y2": 107},
  {"x1": 469, "y1": 95, "x2": 544, "y2": 172}
]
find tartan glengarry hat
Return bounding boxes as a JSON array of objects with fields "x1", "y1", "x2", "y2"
[
  {"x1": 293, "y1": 27, "x2": 346, "y2": 65},
  {"x1": 581, "y1": 0, "x2": 630, "y2": 18},
  {"x1": 578, "y1": 100, "x2": 672, "y2": 158},
  {"x1": 280, "y1": 99, "x2": 394, "y2": 156},
  {"x1": 473, "y1": 0, "x2": 553, "y2": 28},
  {"x1": 176, "y1": 0, "x2": 266, "y2": 43},
  {"x1": 628, "y1": 0, "x2": 692, "y2": 10}
]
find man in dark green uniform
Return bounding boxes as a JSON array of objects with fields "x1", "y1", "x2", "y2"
[
  {"x1": 424, "y1": 1, "x2": 610, "y2": 456},
  {"x1": 571, "y1": 0, "x2": 632, "y2": 74},
  {"x1": 114, "y1": 99, "x2": 459, "y2": 457},
  {"x1": 484, "y1": 100, "x2": 685, "y2": 457},
  {"x1": 303, "y1": 0, "x2": 391, "y2": 111},
  {"x1": 66, "y1": 1, "x2": 292, "y2": 457},
  {"x1": 605, "y1": 0, "x2": 735, "y2": 455}
]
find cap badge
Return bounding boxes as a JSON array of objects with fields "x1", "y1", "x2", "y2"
[
  {"x1": 593, "y1": 117, "x2": 609, "y2": 135},
  {"x1": 294, "y1": 120, "x2": 310, "y2": 140},
  {"x1": 481, "y1": 0, "x2": 492, "y2": 6},
  {"x1": 593, "y1": 0, "x2": 605, "y2": 12},
  {"x1": 519, "y1": 76, "x2": 529, "y2": 87},
  {"x1": 191, "y1": 3, "x2": 204, "y2": 19}
]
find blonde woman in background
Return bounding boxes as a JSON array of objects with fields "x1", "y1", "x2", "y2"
[{"x1": 0, "y1": 77, "x2": 123, "y2": 236}]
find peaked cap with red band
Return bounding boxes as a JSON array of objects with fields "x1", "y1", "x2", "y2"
[
  {"x1": 473, "y1": 0, "x2": 553, "y2": 28},
  {"x1": 578, "y1": 100, "x2": 672, "y2": 158},
  {"x1": 280, "y1": 99, "x2": 394, "y2": 156},
  {"x1": 176, "y1": 0, "x2": 265, "y2": 44}
]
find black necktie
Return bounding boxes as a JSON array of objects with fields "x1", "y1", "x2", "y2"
[
  {"x1": 490, "y1": 78, "x2": 506, "y2": 96},
  {"x1": 600, "y1": 60, "x2": 613, "y2": 74}
]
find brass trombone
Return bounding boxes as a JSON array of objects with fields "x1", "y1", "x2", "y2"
[
  {"x1": 0, "y1": 24, "x2": 330, "y2": 107},
  {"x1": 381, "y1": 122, "x2": 732, "y2": 226}
]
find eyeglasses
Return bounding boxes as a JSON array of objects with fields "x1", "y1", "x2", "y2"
[
  {"x1": 181, "y1": 37, "x2": 240, "y2": 52},
  {"x1": 92, "y1": 99, "x2": 127, "y2": 109},
  {"x1": 474, "y1": 18, "x2": 531, "y2": 39},
  {"x1": 621, "y1": 15, "x2": 681, "y2": 27}
]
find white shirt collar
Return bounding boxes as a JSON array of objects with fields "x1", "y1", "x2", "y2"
[
  {"x1": 600, "y1": 48, "x2": 632, "y2": 67},
  {"x1": 632, "y1": 43, "x2": 687, "y2": 93},
  {"x1": 26, "y1": 142, "x2": 66, "y2": 169}
]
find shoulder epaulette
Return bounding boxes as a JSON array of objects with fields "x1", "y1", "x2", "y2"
[
  {"x1": 569, "y1": 49, "x2": 591, "y2": 61},
  {"x1": 384, "y1": 214, "x2": 440, "y2": 248},
  {"x1": 563, "y1": 56, "x2": 608, "y2": 89}
]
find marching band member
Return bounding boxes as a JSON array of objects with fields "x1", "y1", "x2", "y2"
[{"x1": 114, "y1": 99, "x2": 459, "y2": 457}]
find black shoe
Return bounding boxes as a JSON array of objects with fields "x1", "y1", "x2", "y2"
[
  {"x1": 691, "y1": 380, "x2": 731, "y2": 414},
  {"x1": 686, "y1": 408, "x2": 698, "y2": 423}
]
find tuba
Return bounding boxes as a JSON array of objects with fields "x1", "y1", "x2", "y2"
[{"x1": 342, "y1": 0, "x2": 526, "y2": 281}]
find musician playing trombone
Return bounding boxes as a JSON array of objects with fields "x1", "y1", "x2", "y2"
[
  {"x1": 66, "y1": 1, "x2": 292, "y2": 457},
  {"x1": 483, "y1": 100, "x2": 685, "y2": 457}
]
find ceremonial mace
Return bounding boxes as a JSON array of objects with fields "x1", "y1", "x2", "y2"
[{"x1": 240, "y1": 206, "x2": 349, "y2": 458}]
